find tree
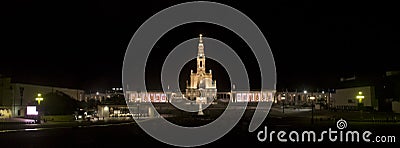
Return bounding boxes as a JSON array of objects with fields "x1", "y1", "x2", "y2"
[
  {"x1": 87, "y1": 99, "x2": 101, "y2": 109},
  {"x1": 40, "y1": 91, "x2": 80, "y2": 115}
]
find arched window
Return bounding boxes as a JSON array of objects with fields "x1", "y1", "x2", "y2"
[{"x1": 200, "y1": 61, "x2": 203, "y2": 67}]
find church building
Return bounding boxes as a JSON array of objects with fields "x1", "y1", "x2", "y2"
[{"x1": 186, "y1": 34, "x2": 217, "y2": 100}]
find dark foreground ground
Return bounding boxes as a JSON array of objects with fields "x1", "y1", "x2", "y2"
[{"x1": 1, "y1": 105, "x2": 399, "y2": 148}]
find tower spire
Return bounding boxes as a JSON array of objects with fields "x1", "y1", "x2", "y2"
[
  {"x1": 197, "y1": 34, "x2": 205, "y2": 73},
  {"x1": 198, "y1": 34, "x2": 204, "y2": 57}
]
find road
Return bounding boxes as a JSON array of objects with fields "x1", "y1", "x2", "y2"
[{"x1": 1, "y1": 106, "x2": 399, "y2": 147}]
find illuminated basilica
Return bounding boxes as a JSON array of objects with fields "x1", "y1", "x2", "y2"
[
  {"x1": 185, "y1": 34, "x2": 217, "y2": 100},
  {"x1": 124, "y1": 34, "x2": 275, "y2": 104}
]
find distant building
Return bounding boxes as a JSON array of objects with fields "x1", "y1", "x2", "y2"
[
  {"x1": 275, "y1": 90, "x2": 332, "y2": 108},
  {"x1": 185, "y1": 34, "x2": 217, "y2": 100},
  {"x1": 332, "y1": 86, "x2": 378, "y2": 110},
  {"x1": 84, "y1": 88, "x2": 124, "y2": 102},
  {"x1": 0, "y1": 76, "x2": 84, "y2": 117},
  {"x1": 85, "y1": 91, "x2": 107, "y2": 102},
  {"x1": 230, "y1": 90, "x2": 275, "y2": 103},
  {"x1": 125, "y1": 91, "x2": 168, "y2": 103},
  {"x1": 336, "y1": 70, "x2": 400, "y2": 111}
]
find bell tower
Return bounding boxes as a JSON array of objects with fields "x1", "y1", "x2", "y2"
[{"x1": 197, "y1": 34, "x2": 206, "y2": 74}]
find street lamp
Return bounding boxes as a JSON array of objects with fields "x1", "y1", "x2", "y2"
[
  {"x1": 35, "y1": 93, "x2": 44, "y2": 123},
  {"x1": 356, "y1": 91, "x2": 365, "y2": 119},
  {"x1": 356, "y1": 91, "x2": 365, "y2": 104},
  {"x1": 303, "y1": 90, "x2": 308, "y2": 105},
  {"x1": 137, "y1": 104, "x2": 140, "y2": 119},
  {"x1": 35, "y1": 93, "x2": 44, "y2": 105},
  {"x1": 309, "y1": 96, "x2": 316, "y2": 124},
  {"x1": 281, "y1": 96, "x2": 286, "y2": 114}
]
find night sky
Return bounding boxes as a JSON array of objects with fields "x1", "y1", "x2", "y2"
[{"x1": 1, "y1": 1, "x2": 400, "y2": 92}]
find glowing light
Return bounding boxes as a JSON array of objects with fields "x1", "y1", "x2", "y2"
[
  {"x1": 24, "y1": 129, "x2": 38, "y2": 131},
  {"x1": 309, "y1": 96, "x2": 316, "y2": 100},
  {"x1": 304, "y1": 90, "x2": 307, "y2": 94},
  {"x1": 26, "y1": 106, "x2": 38, "y2": 115},
  {"x1": 35, "y1": 93, "x2": 43, "y2": 105},
  {"x1": 322, "y1": 91, "x2": 325, "y2": 94},
  {"x1": 356, "y1": 96, "x2": 365, "y2": 99},
  {"x1": 356, "y1": 91, "x2": 365, "y2": 103},
  {"x1": 96, "y1": 92, "x2": 99, "y2": 95},
  {"x1": 281, "y1": 97, "x2": 285, "y2": 100}
]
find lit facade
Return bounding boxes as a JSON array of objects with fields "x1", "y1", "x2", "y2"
[
  {"x1": 186, "y1": 34, "x2": 217, "y2": 100},
  {"x1": 85, "y1": 88, "x2": 124, "y2": 102},
  {"x1": 332, "y1": 86, "x2": 378, "y2": 110},
  {"x1": 275, "y1": 91, "x2": 332, "y2": 110},
  {"x1": 125, "y1": 91, "x2": 168, "y2": 103},
  {"x1": 0, "y1": 76, "x2": 84, "y2": 117},
  {"x1": 230, "y1": 91, "x2": 275, "y2": 102}
]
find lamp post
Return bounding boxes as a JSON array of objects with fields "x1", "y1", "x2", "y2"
[
  {"x1": 35, "y1": 93, "x2": 43, "y2": 105},
  {"x1": 35, "y1": 93, "x2": 44, "y2": 123},
  {"x1": 281, "y1": 96, "x2": 285, "y2": 114},
  {"x1": 137, "y1": 104, "x2": 140, "y2": 119},
  {"x1": 356, "y1": 91, "x2": 365, "y2": 120},
  {"x1": 309, "y1": 96, "x2": 315, "y2": 124},
  {"x1": 356, "y1": 91, "x2": 365, "y2": 106}
]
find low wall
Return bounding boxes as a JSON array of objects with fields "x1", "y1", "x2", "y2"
[{"x1": 42, "y1": 115, "x2": 75, "y2": 122}]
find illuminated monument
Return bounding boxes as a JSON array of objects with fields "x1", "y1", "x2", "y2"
[
  {"x1": 124, "y1": 34, "x2": 275, "y2": 104},
  {"x1": 186, "y1": 34, "x2": 217, "y2": 101}
]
